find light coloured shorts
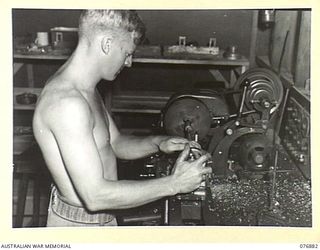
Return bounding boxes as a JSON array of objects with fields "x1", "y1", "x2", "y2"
[{"x1": 46, "y1": 185, "x2": 117, "y2": 227}]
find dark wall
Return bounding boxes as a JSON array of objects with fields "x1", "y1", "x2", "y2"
[
  {"x1": 13, "y1": 9, "x2": 81, "y2": 37},
  {"x1": 139, "y1": 10, "x2": 253, "y2": 56},
  {"x1": 13, "y1": 9, "x2": 255, "y2": 92},
  {"x1": 13, "y1": 9, "x2": 253, "y2": 56}
]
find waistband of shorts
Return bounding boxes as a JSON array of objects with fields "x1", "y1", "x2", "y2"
[{"x1": 50, "y1": 185, "x2": 115, "y2": 225}]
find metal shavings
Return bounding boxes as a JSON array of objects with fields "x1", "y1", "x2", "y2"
[{"x1": 207, "y1": 171, "x2": 311, "y2": 226}]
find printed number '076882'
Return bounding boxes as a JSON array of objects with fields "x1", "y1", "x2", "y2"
[{"x1": 300, "y1": 244, "x2": 319, "y2": 248}]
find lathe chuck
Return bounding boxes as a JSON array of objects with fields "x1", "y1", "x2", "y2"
[{"x1": 163, "y1": 97, "x2": 211, "y2": 140}]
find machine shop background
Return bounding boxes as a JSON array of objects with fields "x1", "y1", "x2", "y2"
[{"x1": 12, "y1": 9, "x2": 312, "y2": 228}]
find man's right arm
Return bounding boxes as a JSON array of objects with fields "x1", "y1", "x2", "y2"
[{"x1": 46, "y1": 97, "x2": 211, "y2": 211}]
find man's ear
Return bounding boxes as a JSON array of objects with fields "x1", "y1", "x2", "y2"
[{"x1": 101, "y1": 36, "x2": 112, "y2": 55}]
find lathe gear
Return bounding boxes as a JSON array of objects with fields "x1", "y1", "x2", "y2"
[
  {"x1": 238, "y1": 134, "x2": 272, "y2": 171},
  {"x1": 233, "y1": 68, "x2": 283, "y2": 114}
]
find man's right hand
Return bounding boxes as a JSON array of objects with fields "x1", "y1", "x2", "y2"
[{"x1": 171, "y1": 144, "x2": 212, "y2": 194}]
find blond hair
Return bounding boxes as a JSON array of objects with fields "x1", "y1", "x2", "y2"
[{"x1": 78, "y1": 9, "x2": 145, "y2": 45}]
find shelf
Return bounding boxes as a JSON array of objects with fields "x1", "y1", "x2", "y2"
[
  {"x1": 13, "y1": 87, "x2": 170, "y2": 114},
  {"x1": 14, "y1": 45, "x2": 249, "y2": 67},
  {"x1": 13, "y1": 87, "x2": 42, "y2": 110},
  {"x1": 13, "y1": 134, "x2": 36, "y2": 155},
  {"x1": 111, "y1": 108, "x2": 161, "y2": 114},
  {"x1": 14, "y1": 53, "x2": 249, "y2": 66},
  {"x1": 13, "y1": 48, "x2": 250, "y2": 114}
]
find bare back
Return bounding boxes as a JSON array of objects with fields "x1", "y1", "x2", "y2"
[{"x1": 33, "y1": 77, "x2": 117, "y2": 207}]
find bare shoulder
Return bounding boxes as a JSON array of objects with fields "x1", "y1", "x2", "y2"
[{"x1": 35, "y1": 80, "x2": 93, "y2": 130}]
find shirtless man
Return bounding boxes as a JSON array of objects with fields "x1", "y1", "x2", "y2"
[{"x1": 33, "y1": 10, "x2": 212, "y2": 226}]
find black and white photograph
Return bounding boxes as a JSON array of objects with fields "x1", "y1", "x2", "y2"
[{"x1": 11, "y1": 8, "x2": 313, "y2": 231}]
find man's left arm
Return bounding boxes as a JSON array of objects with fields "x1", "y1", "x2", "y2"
[{"x1": 107, "y1": 112, "x2": 188, "y2": 159}]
